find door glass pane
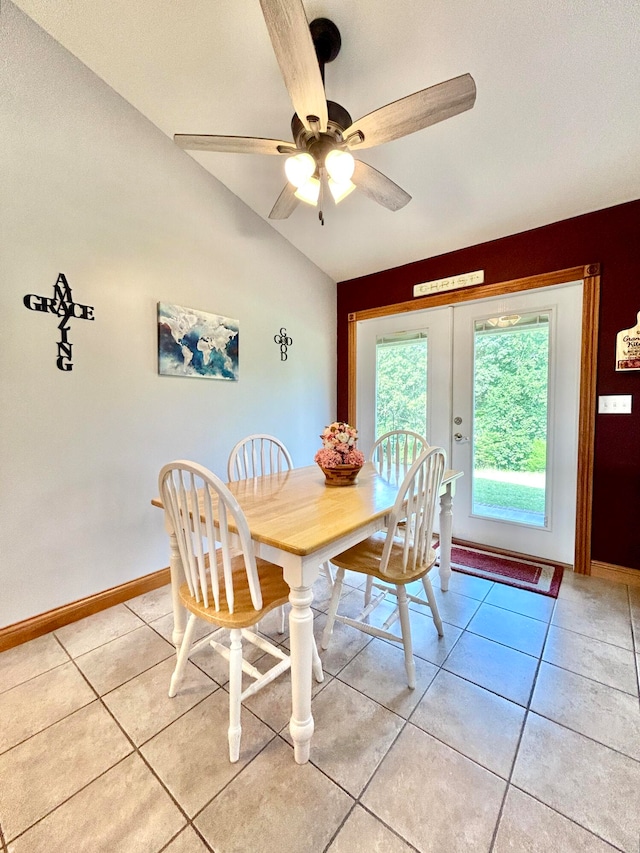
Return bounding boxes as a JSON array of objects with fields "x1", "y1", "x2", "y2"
[
  {"x1": 472, "y1": 313, "x2": 549, "y2": 526},
  {"x1": 375, "y1": 332, "x2": 427, "y2": 438}
]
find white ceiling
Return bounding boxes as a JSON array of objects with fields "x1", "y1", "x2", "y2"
[{"x1": 13, "y1": 0, "x2": 640, "y2": 282}]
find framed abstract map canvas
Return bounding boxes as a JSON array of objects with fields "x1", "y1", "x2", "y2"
[{"x1": 157, "y1": 303, "x2": 239, "y2": 380}]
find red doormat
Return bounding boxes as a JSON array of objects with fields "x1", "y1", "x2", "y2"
[{"x1": 449, "y1": 545, "x2": 564, "y2": 598}]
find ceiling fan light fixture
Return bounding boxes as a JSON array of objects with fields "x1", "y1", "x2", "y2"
[
  {"x1": 294, "y1": 177, "x2": 321, "y2": 206},
  {"x1": 174, "y1": 8, "x2": 477, "y2": 224},
  {"x1": 328, "y1": 177, "x2": 356, "y2": 204},
  {"x1": 325, "y1": 148, "x2": 355, "y2": 183},
  {"x1": 284, "y1": 152, "x2": 316, "y2": 188}
]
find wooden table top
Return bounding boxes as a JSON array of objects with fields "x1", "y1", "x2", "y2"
[{"x1": 153, "y1": 462, "x2": 462, "y2": 558}]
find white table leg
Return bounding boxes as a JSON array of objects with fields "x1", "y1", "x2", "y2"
[
  {"x1": 287, "y1": 584, "x2": 314, "y2": 764},
  {"x1": 439, "y1": 483, "x2": 454, "y2": 592},
  {"x1": 168, "y1": 530, "x2": 187, "y2": 648}
]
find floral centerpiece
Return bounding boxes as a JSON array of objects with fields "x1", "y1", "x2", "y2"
[{"x1": 315, "y1": 422, "x2": 365, "y2": 485}]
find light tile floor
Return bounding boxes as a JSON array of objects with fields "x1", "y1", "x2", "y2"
[{"x1": 1, "y1": 570, "x2": 639, "y2": 852}]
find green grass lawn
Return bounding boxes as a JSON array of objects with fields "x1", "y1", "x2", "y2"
[{"x1": 473, "y1": 478, "x2": 546, "y2": 513}]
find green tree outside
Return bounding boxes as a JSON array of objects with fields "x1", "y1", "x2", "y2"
[
  {"x1": 473, "y1": 325, "x2": 549, "y2": 472},
  {"x1": 375, "y1": 322, "x2": 549, "y2": 520},
  {"x1": 375, "y1": 338, "x2": 428, "y2": 436}
]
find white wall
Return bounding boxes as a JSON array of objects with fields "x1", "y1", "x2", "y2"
[{"x1": 0, "y1": 3, "x2": 336, "y2": 627}]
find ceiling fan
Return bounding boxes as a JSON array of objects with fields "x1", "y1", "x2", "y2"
[{"x1": 174, "y1": 0, "x2": 476, "y2": 225}]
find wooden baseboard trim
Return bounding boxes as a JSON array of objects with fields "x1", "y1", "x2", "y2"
[
  {"x1": 0, "y1": 568, "x2": 171, "y2": 653},
  {"x1": 590, "y1": 560, "x2": 640, "y2": 588}
]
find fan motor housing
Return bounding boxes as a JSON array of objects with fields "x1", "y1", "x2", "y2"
[{"x1": 291, "y1": 100, "x2": 353, "y2": 149}]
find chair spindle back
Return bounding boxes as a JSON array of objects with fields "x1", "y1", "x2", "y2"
[
  {"x1": 159, "y1": 460, "x2": 262, "y2": 614},
  {"x1": 227, "y1": 434, "x2": 293, "y2": 481},
  {"x1": 371, "y1": 430, "x2": 429, "y2": 482},
  {"x1": 380, "y1": 447, "x2": 446, "y2": 577}
]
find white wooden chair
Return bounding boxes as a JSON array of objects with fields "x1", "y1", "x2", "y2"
[
  {"x1": 321, "y1": 447, "x2": 446, "y2": 689},
  {"x1": 364, "y1": 429, "x2": 430, "y2": 604},
  {"x1": 227, "y1": 434, "x2": 334, "y2": 592},
  {"x1": 370, "y1": 429, "x2": 429, "y2": 481},
  {"x1": 227, "y1": 433, "x2": 293, "y2": 481},
  {"x1": 158, "y1": 460, "x2": 323, "y2": 762}
]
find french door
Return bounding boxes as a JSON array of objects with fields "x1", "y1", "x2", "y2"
[{"x1": 356, "y1": 282, "x2": 583, "y2": 564}]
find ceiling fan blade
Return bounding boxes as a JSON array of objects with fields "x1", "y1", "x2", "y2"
[
  {"x1": 269, "y1": 183, "x2": 300, "y2": 219},
  {"x1": 344, "y1": 73, "x2": 476, "y2": 150},
  {"x1": 259, "y1": 0, "x2": 328, "y2": 132},
  {"x1": 353, "y1": 160, "x2": 411, "y2": 211},
  {"x1": 174, "y1": 134, "x2": 294, "y2": 155}
]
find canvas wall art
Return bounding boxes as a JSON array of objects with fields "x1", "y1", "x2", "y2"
[{"x1": 158, "y1": 302, "x2": 239, "y2": 380}]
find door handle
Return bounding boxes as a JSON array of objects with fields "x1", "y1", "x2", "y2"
[{"x1": 454, "y1": 433, "x2": 469, "y2": 442}]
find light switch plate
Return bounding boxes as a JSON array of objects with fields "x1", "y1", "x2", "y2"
[{"x1": 598, "y1": 395, "x2": 632, "y2": 414}]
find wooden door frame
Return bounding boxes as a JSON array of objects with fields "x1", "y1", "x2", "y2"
[{"x1": 347, "y1": 263, "x2": 600, "y2": 575}]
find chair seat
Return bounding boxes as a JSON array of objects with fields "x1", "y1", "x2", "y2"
[
  {"x1": 180, "y1": 552, "x2": 290, "y2": 629},
  {"x1": 331, "y1": 532, "x2": 437, "y2": 584}
]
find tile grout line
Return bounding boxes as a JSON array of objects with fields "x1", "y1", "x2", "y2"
[
  {"x1": 52, "y1": 607, "x2": 147, "y2": 658},
  {"x1": 545, "y1": 617, "x2": 639, "y2": 653},
  {"x1": 504, "y1": 782, "x2": 629, "y2": 853},
  {"x1": 485, "y1": 589, "x2": 561, "y2": 851},
  {"x1": 188, "y1": 734, "x2": 284, "y2": 826},
  {"x1": 0, "y1": 632, "x2": 73, "y2": 698},
  {"x1": 4, "y1": 753, "x2": 139, "y2": 849},
  {"x1": 13, "y1": 622, "x2": 179, "y2": 711},
  {"x1": 533, "y1": 647, "x2": 640, "y2": 700},
  {"x1": 157, "y1": 824, "x2": 214, "y2": 853},
  {"x1": 156, "y1": 828, "x2": 191, "y2": 853},
  {"x1": 339, "y1": 802, "x2": 424, "y2": 853}
]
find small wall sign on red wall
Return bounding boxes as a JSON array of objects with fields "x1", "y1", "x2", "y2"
[
  {"x1": 23, "y1": 273, "x2": 95, "y2": 371},
  {"x1": 616, "y1": 311, "x2": 640, "y2": 371}
]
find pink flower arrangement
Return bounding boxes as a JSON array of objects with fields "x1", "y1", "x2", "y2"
[{"x1": 314, "y1": 421, "x2": 365, "y2": 468}]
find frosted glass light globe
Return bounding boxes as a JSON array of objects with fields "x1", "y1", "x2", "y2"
[
  {"x1": 294, "y1": 177, "x2": 321, "y2": 205},
  {"x1": 284, "y1": 153, "x2": 316, "y2": 188},
  {"x1": 328, "y1": 178, "x2": 356, "y2": 204},
  {"x1": 325, "y1": 149, "x2": 355, "y2": 183}
]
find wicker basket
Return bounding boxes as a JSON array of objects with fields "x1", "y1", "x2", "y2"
[{"x1": 318, "y1": 463, "x2": 363, "y2": 486}]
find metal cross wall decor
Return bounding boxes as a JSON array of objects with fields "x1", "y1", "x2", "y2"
[
  {"x1": 23, "y1": 273, "x2": 95, "y2": 371},
  {"x1": 274, "y1": 327, "x2": 293, "y2": 361}
]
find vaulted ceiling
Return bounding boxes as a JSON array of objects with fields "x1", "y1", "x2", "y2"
[{"x1": 13, "y1": 0, "x2": 640, "y2": 281}]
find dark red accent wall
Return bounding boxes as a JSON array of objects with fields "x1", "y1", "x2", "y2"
[{"x1": 337, "y1": 199, "x2": 640, "y2": 571}]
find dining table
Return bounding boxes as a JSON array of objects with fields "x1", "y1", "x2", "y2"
[{"x1": 153, "y1": 460, "x2": 462, "y2": 764}]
